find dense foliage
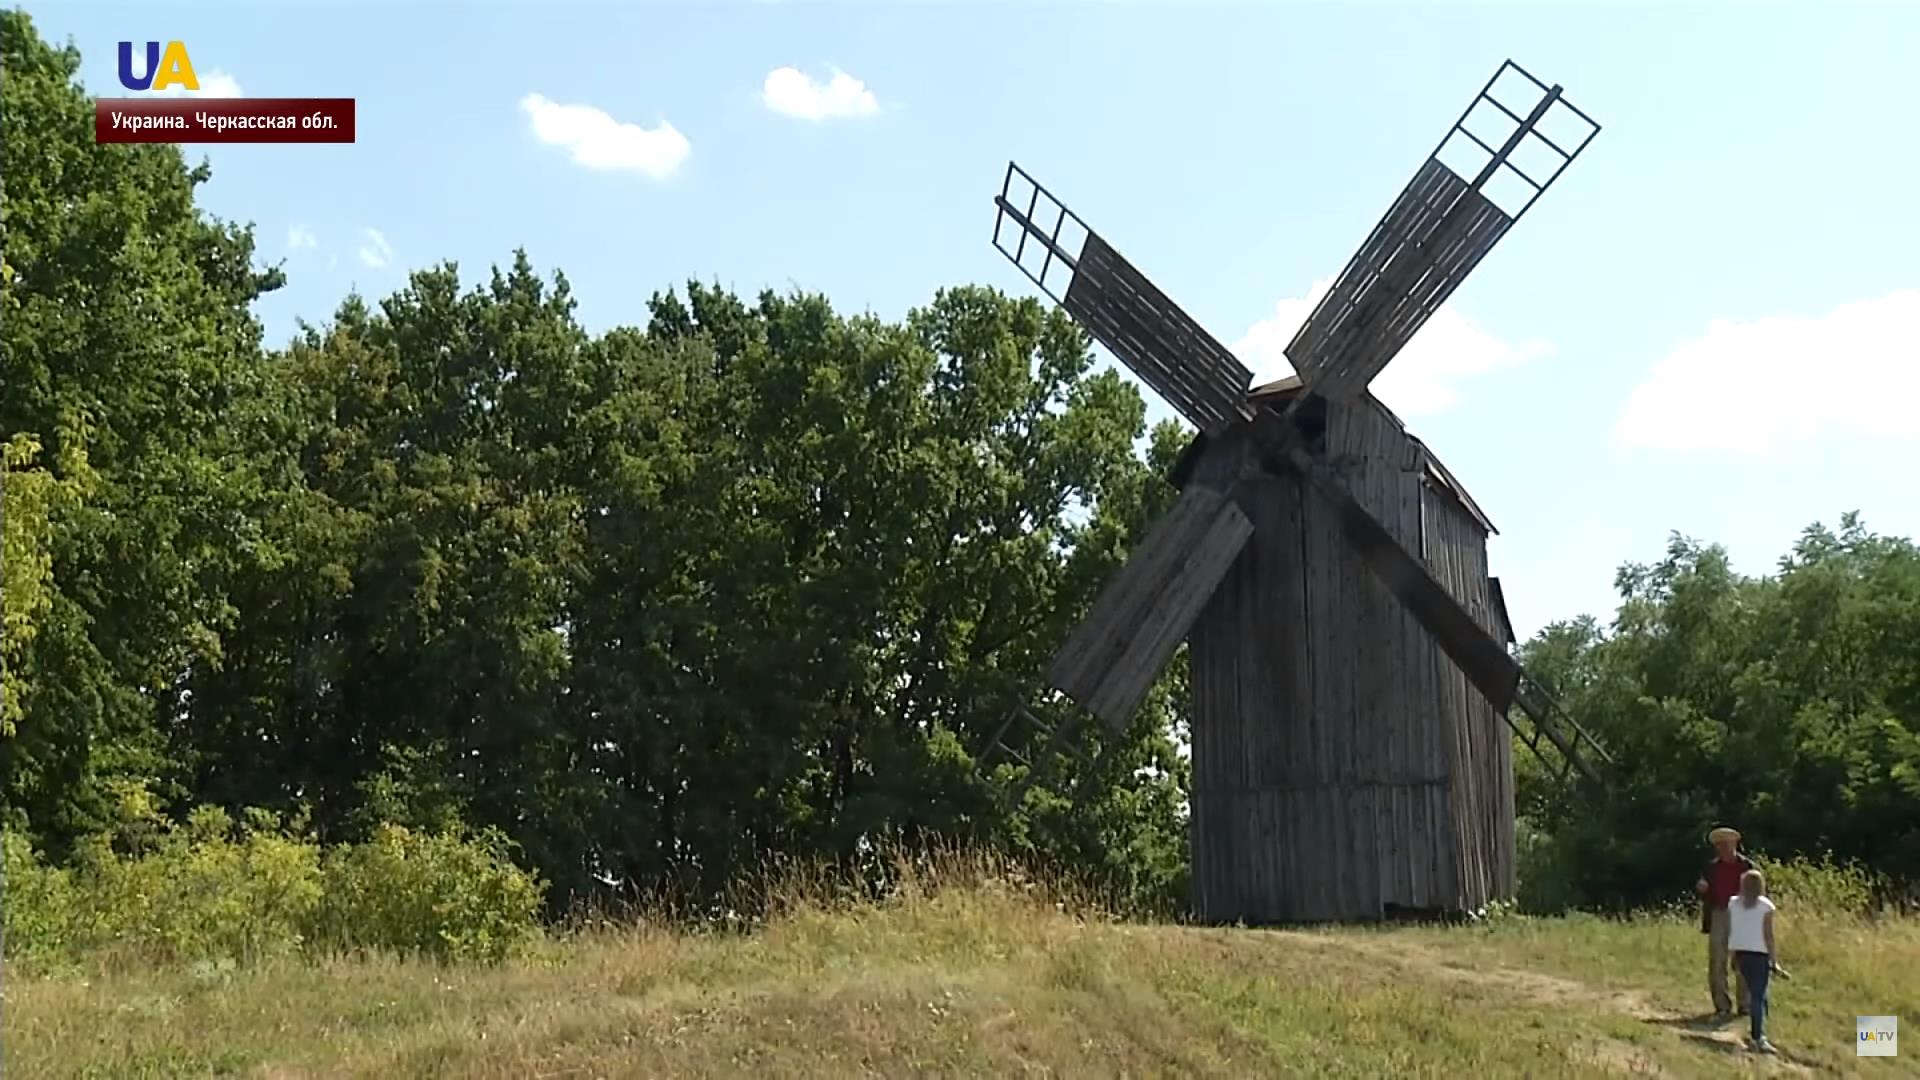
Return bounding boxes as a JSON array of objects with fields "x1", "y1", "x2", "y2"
[
  {"x1": 2, "y1": 811, "x2": 543, "y2": 965},
  {"x1": 1, "y1": 12, "x2": 1913, "y2": 938},
  {"x1": 0, "y1": 12, "x2": 1189, "y2": 920},
  {"x1": 1515, "y1": 518, "x2": 1920, "y2": 911}
]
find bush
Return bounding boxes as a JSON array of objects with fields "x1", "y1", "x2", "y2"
[
  {"x1": 1514, "y1": 817, "x2": 1579, "y2": 915},
  {"x1": 1753, "y1": 852, "x2": 1883, "y2": 917},
  {"x1": 311, "y1": 823, "x2": 545, "y2": 963},
  {"x1": 1509, "y1": 816, "x2": 1891, "y2": 920},
  {"x1": 67, "y1": 806, "x2": 325, "y2": 965},
  {"x1": 2, "y1": 830, "x2": 77, "y2": 965},
  {"x1": 0, "y1": 808, "x2": 544, "y2": 970}
]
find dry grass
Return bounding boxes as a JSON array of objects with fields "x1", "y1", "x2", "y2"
[{"x1": 6, "y1": 855, "x2": 1916, "y2": 1078}]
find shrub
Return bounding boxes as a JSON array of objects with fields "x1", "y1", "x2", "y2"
[
  {"x1": 311, "y1": 823, "x2": 545, "y2": 963},
  {"x1": 2, "y1": 830, "x2": 77, "y2": 966},
  {"x1": 1514, "y1": 817, "x2": 1579, "y2": 915},
  {"x1": 1753, "y1": 852, "x2": 1883, "y2": 917},
  {"x1": 1513, "y1": 824, "x2": 1890, "y2": 920},
  {"x1": 71, "y1": 806, "x2": 325, "y2": 965},
  {"x1": 1, "y1": 809, "x2": 544, "y2": 969}
]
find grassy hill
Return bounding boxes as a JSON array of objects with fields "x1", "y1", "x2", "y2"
[{"x1": 7, "y1": 862, "x2": 1916, "y2": 1078}]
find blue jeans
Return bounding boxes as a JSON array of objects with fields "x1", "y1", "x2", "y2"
[{"x1": 1734, "y1": 951, "x2": 1772, "y2": 1042}]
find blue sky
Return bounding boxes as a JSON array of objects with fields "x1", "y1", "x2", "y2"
[{"x1": 30, "y1": 2, "x2": 1920, "y2": 638}]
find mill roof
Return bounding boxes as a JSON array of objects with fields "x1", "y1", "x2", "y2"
[{"x1": 1170, "y1": 374, "x2": 1499, "y2": 537}]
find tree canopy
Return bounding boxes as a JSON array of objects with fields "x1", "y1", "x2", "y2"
[{"x1": 1517, "y1": 516, "x2": 1920, "y2": 909}]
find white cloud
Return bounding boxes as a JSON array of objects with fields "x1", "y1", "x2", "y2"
[
  {"x1": 760, "y1": 66, "x2": 880, "y2": 121},
  {"x1": 519, "y1": 93, "x2": 690, "y2": 180},
  {"x1": 357, "y1": 227, "x2": 393, "y2": 270},
  {"x1": 150, "y1": 70, "x2": 244, "y2": 98},
  {"x1": 287, "y1": 225, "x2": 318, "y2": 253},
  {"x1": 1615, "y1": 289, "x2": 1920, "y2": 453},
  {"x1": 1232, "y1": 277, "x2": 1554, "y2": 417}
]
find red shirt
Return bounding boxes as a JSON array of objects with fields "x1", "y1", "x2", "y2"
[{"x1": 1708, "y1": 856, "x2": 1746, "y2": 908}]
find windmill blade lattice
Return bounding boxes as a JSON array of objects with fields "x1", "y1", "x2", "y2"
[
  {"x1": 1284, "y1": 60, "x2": 1601, "y2": 403},
  {"x1": 993, "y1": 163, "x2": 1255, "y2": 436}
]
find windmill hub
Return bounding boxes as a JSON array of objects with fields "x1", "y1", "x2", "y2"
[{"x1": 985, "y1": 60, "x2": 1613, "y2": 924}]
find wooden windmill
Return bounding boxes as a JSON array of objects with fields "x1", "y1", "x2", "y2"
[{"x1": 981, "y1": 60, "x2": 1612, "y2": 923}]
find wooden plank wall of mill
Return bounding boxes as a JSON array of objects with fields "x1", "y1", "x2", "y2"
[
  {"x1": 1324, "y1": 397, "x2": 1462, "y2": 915},
  {"x1": 1186, "y1": 396, "x2": 1472, "y2": 923},
  {"x1": 1187, "y1": 431, "x2": 1345, "y2": 921},
  {"x1": 1484, "y1": 577, "x2": 1519, "y2": 899},
  {"x1": 1418, "y1": 482, "x2": 1518, "y2": 906},
  {"x1": 1184, "y1": 430, "x2": 1248, "y2": 919}
]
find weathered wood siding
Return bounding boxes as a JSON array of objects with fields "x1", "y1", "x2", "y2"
[
  {"x1": 1186, "y1": 393, "x2": 1512, "y2": 923},
  {"x1": 1419, "y1": 484, "x2": 1517, "y2": 906}
]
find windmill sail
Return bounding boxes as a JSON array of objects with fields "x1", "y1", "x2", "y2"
[
  {"x1": 1285, "y1": 60, "x2": 1601, "y2": 404},
  {"x1": 1062, "y1": 233, "x2": 1254, "y2": 436},
  {"x1": 1283, "y1": 159, "x2": 1513, "y2": 403},
  {"x1": 1045, "y1": 483, "x2": 1254, "y2": 732},
  {"x1": 992, "y1": 163, "x2": 1253, "y2": 435}
]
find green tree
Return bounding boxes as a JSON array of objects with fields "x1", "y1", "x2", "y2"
[
  {"x1": 1, "y1": 435, "x2": 91, "y2": 748},
  {"x1": 568, "y1": 282, "x2": 1190, "y2": 909},
  {"x1": 0, "y1": 11, "x2": 282, "y2": 850},
  {"x1": 1518, "y1": 514, "x2": 1920, "y2": 910},
  {"x1": 183, "y1": 258, "x2": 594, "y2": 880}
]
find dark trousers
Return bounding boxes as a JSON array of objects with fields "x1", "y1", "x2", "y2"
[{"x1": 1734, "y1": 950, "x2": 1772, "y2": 1042}]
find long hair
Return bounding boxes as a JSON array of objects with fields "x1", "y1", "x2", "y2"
[{"x1": 1739, "y1": 868, "x2": 1766, "y2": 908}]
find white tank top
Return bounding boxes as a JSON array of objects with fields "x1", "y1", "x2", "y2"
[{"x1": 1727, "y1": 895, "x2": 1774, "y2": 953}]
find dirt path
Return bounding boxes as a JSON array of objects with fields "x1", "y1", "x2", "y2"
[{"x1": 1272, "y1": 931, "x2": 1820, "y2": 1076}]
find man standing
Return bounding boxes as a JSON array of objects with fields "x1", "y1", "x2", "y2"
[{"x1": 1695, "y1": 825, "x2": 1757, "y2": 1019}]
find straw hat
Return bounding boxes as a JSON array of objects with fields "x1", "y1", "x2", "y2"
[{"x1": 1707, "y1": 826, "x2": 1741, "y2": 844}]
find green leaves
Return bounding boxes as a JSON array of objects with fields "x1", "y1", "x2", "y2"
[
  {"x1": 559, "y1": 280, "x2": 1186, "y2": 907},
  {"x1": 0, "y1": 11, "x2": 1205, "y2": 913},
  {"x1": 1519, "y1": 518, "x2": 1920, "y2": 910},
  {"x1": 2, "y1": 11, "x2": 277, "y2": 850}
]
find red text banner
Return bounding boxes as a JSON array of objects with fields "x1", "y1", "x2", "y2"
[{"x1": 95, "y1": 98, "x2": 355, "y2": 144}]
